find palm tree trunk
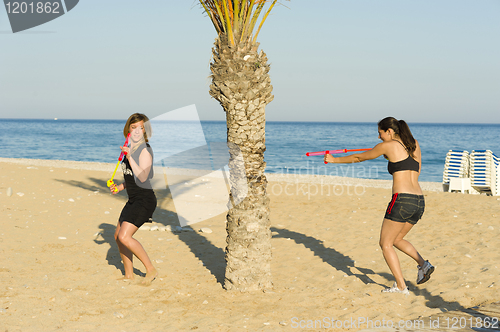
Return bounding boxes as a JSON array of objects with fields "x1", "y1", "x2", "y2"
[{"x1": 209, "y1": 36, "x2": 274, "y2": 291}]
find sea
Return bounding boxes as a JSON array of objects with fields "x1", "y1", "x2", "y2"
[{"x1": 1, "y1": 119, "x2": 500, "y2": 183}]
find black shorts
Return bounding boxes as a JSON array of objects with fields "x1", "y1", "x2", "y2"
[
  {"x1": 119, "y1": 193, "x2": 157, "y2": 228},
  {"x1": 384, "y1": 193, "x2": 425, "y2": 225}
]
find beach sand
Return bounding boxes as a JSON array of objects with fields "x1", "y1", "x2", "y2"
[{"x1": 1, "y1": 158, "x2": 499, "y2": 331}]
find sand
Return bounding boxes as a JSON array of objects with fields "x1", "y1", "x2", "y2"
[{"x1": 1, "y1": 157, "x2": 499, "y2": 331}]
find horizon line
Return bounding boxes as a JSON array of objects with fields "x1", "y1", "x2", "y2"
[{"x1": 1, "y1": 117, "x2": 499, "y2": 126}]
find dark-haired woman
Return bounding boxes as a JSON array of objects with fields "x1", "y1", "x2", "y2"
[
  {"x1": 109, "y1": 113, "x2": 158, "y2": 284},
  {"x1": 325, "y1": 117, "x2": 433, "y2": 294}
]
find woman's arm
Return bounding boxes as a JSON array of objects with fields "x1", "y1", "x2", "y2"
[
  {"x1": 324, "y1": 142, "x2": 387, "y2": 164},
  {"x1": 127, "y1": 148, "x2": 153, "y2": 183}
]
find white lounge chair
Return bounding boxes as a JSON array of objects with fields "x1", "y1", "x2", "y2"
[
  {"x1": 443, "y1": 150, "x2": 470, "y2": 192},
  {"x1": 470, "y1": 150, "x2": 498, "y2": 196}
]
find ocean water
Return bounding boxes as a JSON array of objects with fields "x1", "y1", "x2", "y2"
[{"x1": 1, "y1": 119, "x2": 500, "y2": 183}]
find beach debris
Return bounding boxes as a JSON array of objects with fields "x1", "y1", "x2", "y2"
[
  {"x1": 263, "y1": 322, "x2": 270, "y2": 326},
  {"x1": 68, "y1": 198, "x2": 75, "y2": 202},
  {"x1": 173, "y1": 226, "x2": 183, "y2": 233},
  {"x1": 488, "y1": 226, "x2": 494, "y2": 230},
  {"x1": 17, "y1": 192, "x2": 24, "y2": 197},
  {"x1": 139, "y1": 225, "x2": 151, "y2": 231},
  {"x1": 155, "y1": 259, "x2": 163, "y2": 263},
  {"x1": 279, "y1": 321, "x2": 287, "y2": 326},
  {"x1": 104, "y1": 211, "x2": 110, "y2": 215},
  {"x1": 243, "y1": 55, "x2": 251, "y2": 61},
  {"x1": 6, "y1": 187, "x2": 12, "y2": 197},
  {"x1": 113, "y1": 312, "x2": 124, "y2": 319},
  {"x1": 155, "y1": 310, "x2": 164, "y2": 314},
  {"x1": 200, "y1": 227, "x2": 213, "y2": 234},
  {"x1": 202, "y1": 300, "x2": 208, "y2": 305},
  {"x1": 150, "y1": 225, "x2": 159, "y2": 231},
  {"x1": 58, "y1": 237, "x2": 67, "y2": 240},
  {"x1": 465, "y1": 254, "x2": 472, "y2": 258}
]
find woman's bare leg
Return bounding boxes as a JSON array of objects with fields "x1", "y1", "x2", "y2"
[
  {"x1": 116, "y1": 221, "x2": 157, "y2": 284},
  {"x1": 379, "y1": 218, "x2": 407, "y2": 290},
  {"x1": 393, "y1": 222, "x2": 425, "y2": 267},
  {"x1": 115, "y1": 221, "x2": 134, "y2": 279}
]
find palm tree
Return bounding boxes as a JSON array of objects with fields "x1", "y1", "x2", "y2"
[{"x1": 197, "y1": 0, "x2": 281, "y2": 291}]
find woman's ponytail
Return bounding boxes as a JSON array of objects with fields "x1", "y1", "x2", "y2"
[
  {"x1": 397, "y1": 120, "x2": 416, "y2": 158},
  {"x1": 378, "y1": 117, "x2": 417, "y2": 158}
]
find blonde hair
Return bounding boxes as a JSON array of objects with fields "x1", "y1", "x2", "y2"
[{"x1": 123, "y1": 113, "x2": 152, "y2": 142}]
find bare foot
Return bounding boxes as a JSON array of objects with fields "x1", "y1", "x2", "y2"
[
  {"x1": 141, "y1": 268, "x2": 158, "y2": 285},
  {"x1": 117, "y1": 276, "x2": 134, "y2": 281}
]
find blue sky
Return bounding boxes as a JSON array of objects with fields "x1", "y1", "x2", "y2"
[{"x1": 1, "y1": 0, "x2": 499, "y2": 123}]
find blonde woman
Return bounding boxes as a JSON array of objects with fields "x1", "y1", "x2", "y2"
[{"x1": 109, "y1": 113, "x2": 157, "y2": 284}]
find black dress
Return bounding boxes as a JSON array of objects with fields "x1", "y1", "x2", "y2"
[{"x1": 118, "y1": 142, "x2": 157, "y2": 228}]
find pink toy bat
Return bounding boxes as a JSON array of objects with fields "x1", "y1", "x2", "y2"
[
  {"x1": 306, "y1": 148, "x2": 372, "y2": 164},
  {"x1": 306, "y1": 148, "x2": 371, "y2": 156},
  {"x1": 117, "y1": 133, "x2": 131, "y2": 161},
  {"x1": 107, "y1": 133, "x2": 131, "y2": 192}
]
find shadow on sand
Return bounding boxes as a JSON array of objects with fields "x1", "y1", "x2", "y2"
[
  {"x1": 57, "y1": 176, "x2": 227, "y2": 287},
  {"x1": 58, "y1": 176, "x2": 497, "y2": 323},
  {"x1": 271, "y1": 226, "x2": 474, "y2": 316}
]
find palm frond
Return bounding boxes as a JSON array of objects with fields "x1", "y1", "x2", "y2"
[
  {"x1": 198, "y1": 0, "x2": 285, "y2": 46},
  {"x1": 252, "y1": 0, "x2": 277, "y2": 44}
]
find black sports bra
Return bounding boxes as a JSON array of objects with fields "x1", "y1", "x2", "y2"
[{"x1": 387, "y1": 141, "x2": 420, "y2": 175}]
